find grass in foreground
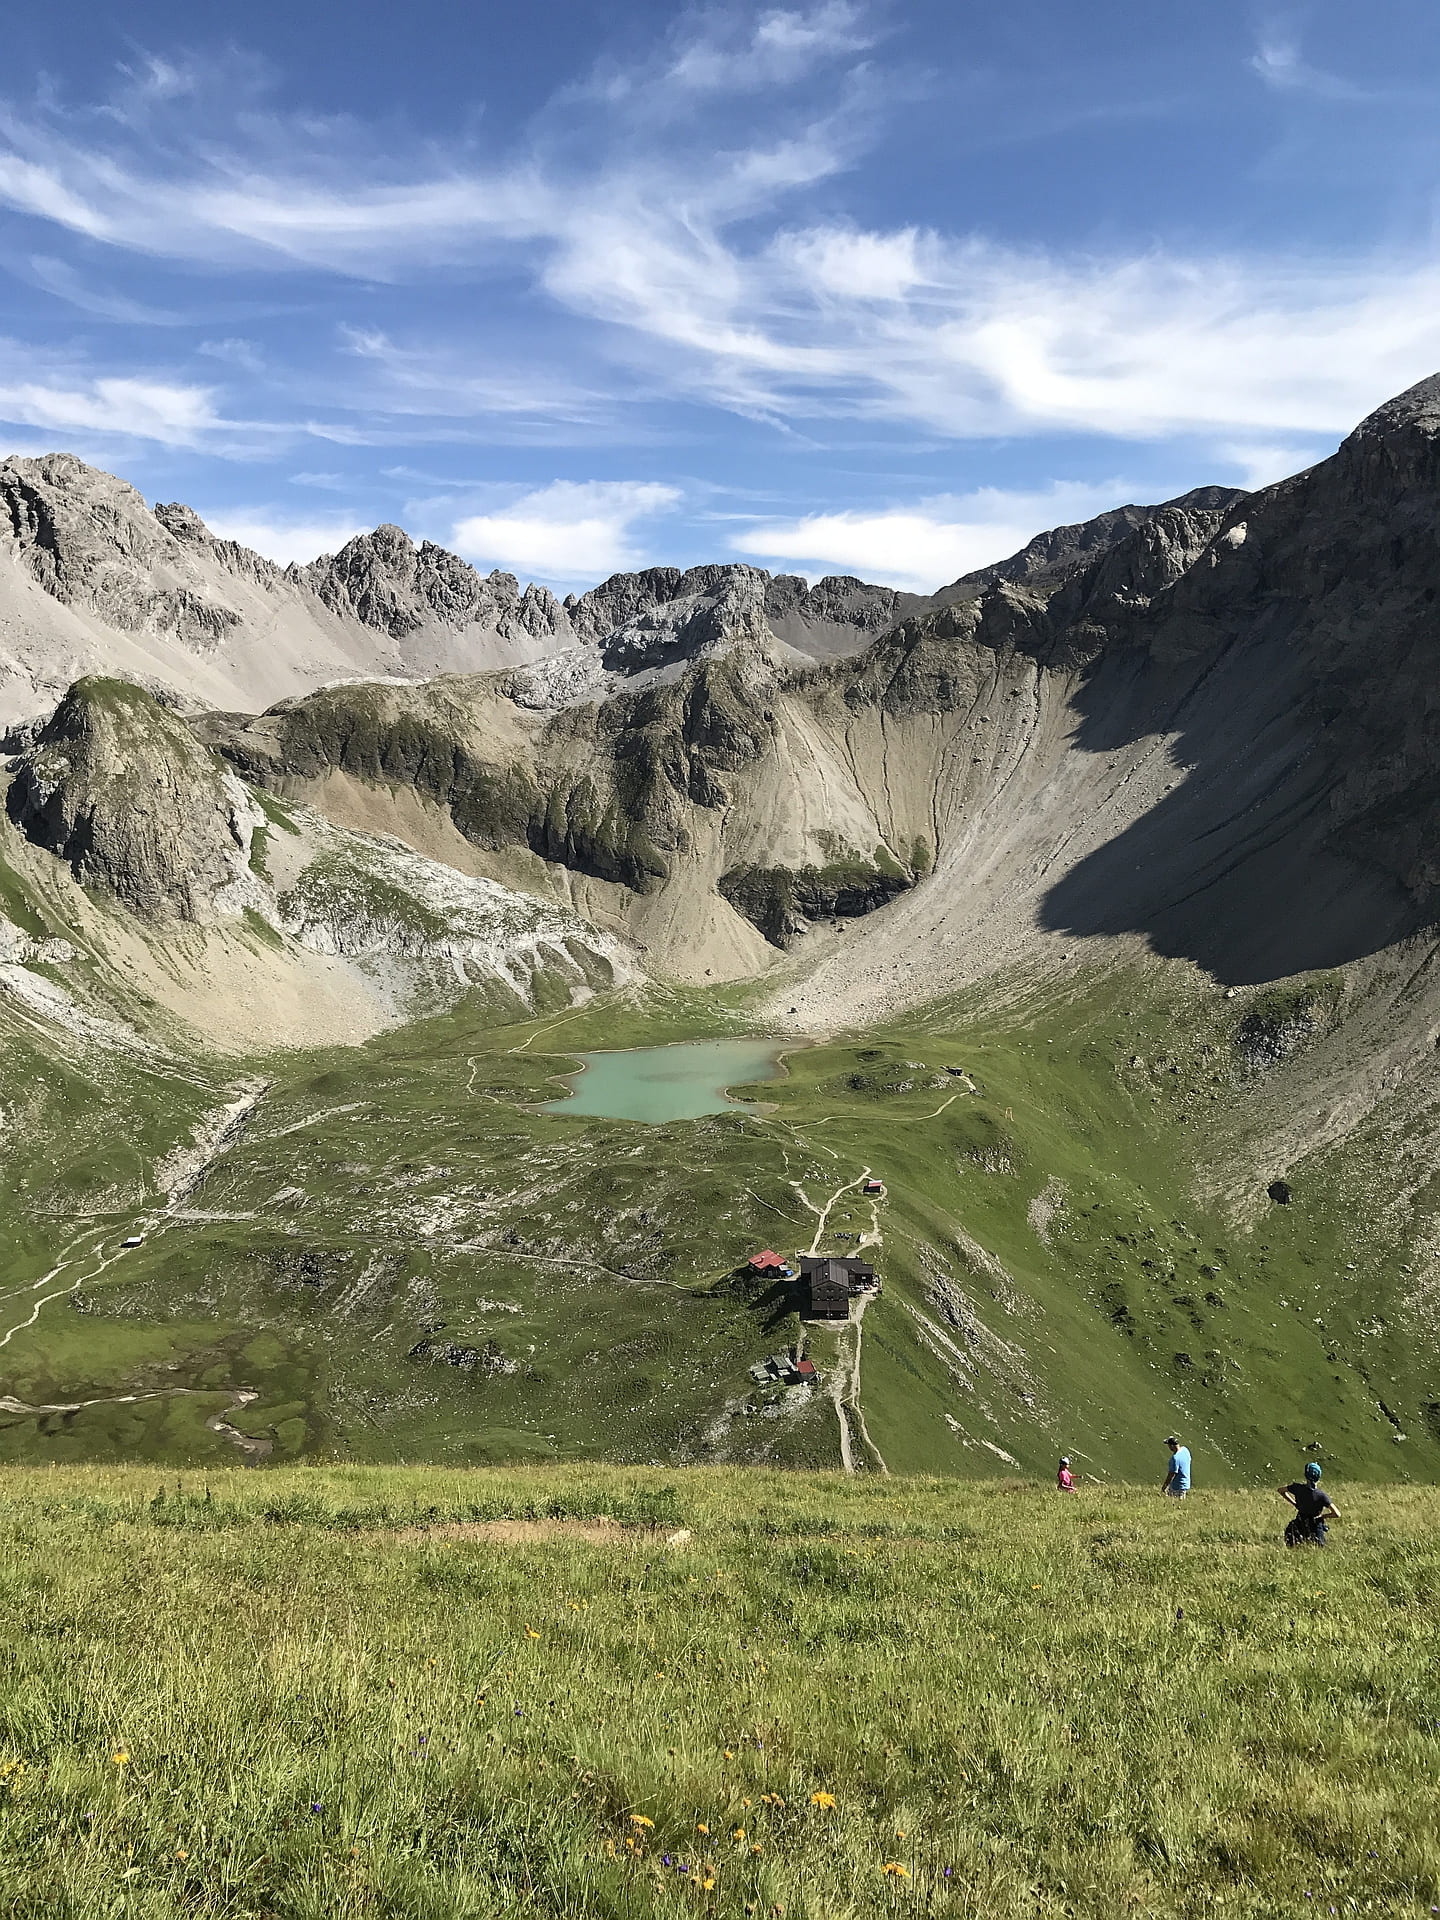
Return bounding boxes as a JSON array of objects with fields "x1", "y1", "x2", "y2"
[{"x1": 0, "y1": 1466, "x2": 1437, "y2": 1919}]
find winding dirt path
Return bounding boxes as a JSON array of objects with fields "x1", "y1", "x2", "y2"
[
  {"x1": 790, "y1": 1163, "x2": 891, "y2": 1475},
  {"x1": 0, "y1": 1236, "x2": 130, "y2": 1350},
  {"x1": 792, "y1": 1166, "x2": 872, "y2": 1256}
]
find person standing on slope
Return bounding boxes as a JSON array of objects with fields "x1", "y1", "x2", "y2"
[
  {"x1": 1056, "y1": 1456, "x2": 1075, "y2": 1491},
  {"x1": 1161, "y1": 1436, "x2": 1191, "y2": 1499},
  {"x1": 1279, "y1": 1462, "x2": 1339, "y2": 1547}
]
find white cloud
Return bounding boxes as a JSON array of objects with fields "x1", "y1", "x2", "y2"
[
  {"x1": 451, "y1": 480, "x2": 682, "y2": 583},
  {"x1": 28, "y1": 254, "x2": 181, "y2": 324},
  {"x1": 1214, "y1": 441, "x2": 1325, "y2": 489},
  {"x1": 0, "y1": 370, "x2": 220, "y2": 444},
  {"x1": 201, "y1": 510, "x2": 370, "y2": 563},
  {"x1": 199, "y1": 337, "x2": 265, "y2": 372},
  {"x1": 732, "y1": 482, "x2": 1138, "y2": 591},
  {"x1": 668, "y1": 3, "x2": 873, "y2": 92},
  {"x1": 783, "y1": 225, "x2": 926, "y2": 301}
]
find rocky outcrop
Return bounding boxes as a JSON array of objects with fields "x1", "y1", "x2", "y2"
[
  {"x1": 934, "y1": 486, "x2": 1246, "y2": 606},
  {"x1": 2, "y1": 456, "x2": 248, "y2": 655},
  {"x1": 5, "y1": 676, "x2": 257, "y2": 920},
  {"x1": 718, "y1": 852, "x2": 916, "y2": 948}
]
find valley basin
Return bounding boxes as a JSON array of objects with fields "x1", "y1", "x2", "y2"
[{"x1": 540, "y1": 1037, "x2": 786, "y2": 1123}]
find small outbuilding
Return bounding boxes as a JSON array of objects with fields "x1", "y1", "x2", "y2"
[
  {"x1": 863, "y1": 1179, "x2": 883, "y2": 1195},
  {"x1": 794, "y1": 1358, "x2": 818, "y2": 1384},
  {"x1": 748, "y1": 1249, "x2": 786, "y2": 1278}
]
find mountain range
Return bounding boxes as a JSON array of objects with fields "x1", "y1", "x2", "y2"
[{"x1": 3, "y1": 376, "x2": 1440, "y2": 1482}]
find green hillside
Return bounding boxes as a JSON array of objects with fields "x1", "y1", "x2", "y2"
[
  {"x1": 3, "y1": 946, "x2": 1437, "y2": 1481},
  {"x1": 0, "y1": 1465, "x2": 1435, "y2": 1919}
]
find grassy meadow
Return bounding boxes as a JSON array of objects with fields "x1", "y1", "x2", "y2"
[
  {"x1": 5, "y1": 965, "x2": 1439, "y2": 1482},
  {"x1": 0, "y1": 1464, "x2": 1437, "y2": 1918}
]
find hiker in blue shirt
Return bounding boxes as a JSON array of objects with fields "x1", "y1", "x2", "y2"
[{"x1": 1161, "y1": 1436, "x2": 1191, "y2": 1499}]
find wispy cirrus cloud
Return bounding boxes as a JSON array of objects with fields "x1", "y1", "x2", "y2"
[
  {"x1": 0, "y1": 0, "x2": 1433, "y2": 517},
  {"x1": 0, "y1": 33, "x2": 1434, "y2": 459},
  {"x1": 451, "y1": 480, "x2": 682, "y2": 583},
  {"x1": 666, "y1": 2, "x2": 875, "y2": 93}
]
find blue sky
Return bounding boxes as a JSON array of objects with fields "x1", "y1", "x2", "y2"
[{"x1": 2, "y1": 0, "x2": 1439, "y2": 591}]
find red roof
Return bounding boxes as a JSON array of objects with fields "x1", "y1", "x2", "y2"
[
  {"x1": 749, "y1": 1250, "x2": 782, "y2": 1268},
  {"x1": 795, "y1": 1359, "x2": 817, "y2": 1377}
]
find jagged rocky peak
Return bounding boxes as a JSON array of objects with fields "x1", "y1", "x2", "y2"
[
  {"x1": 6, "y1": 676, "x2": 257, "y2": 921},
  {"x1": 0, "y1": 453, "x2": 254, "y2": 648},
  {"x1": 3, "y1": 453, "x2": 167, "y2": 591},
  {"x1": 152, "y1": 500, "x2": 211, "y2": 543},
  {"x1": 297, "y1": 525, "x2": 568, "y2": 641}
]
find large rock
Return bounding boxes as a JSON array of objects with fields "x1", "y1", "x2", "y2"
[{"x1": 5, "y1": 676, "x2": 257, "y2": 920}]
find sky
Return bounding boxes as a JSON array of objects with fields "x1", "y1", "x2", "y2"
[{"x1": 2, "y1": 0, "x2": 1440, "y2": 594}]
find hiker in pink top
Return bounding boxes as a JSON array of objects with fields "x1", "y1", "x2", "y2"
[{"x1": 1056, "y1": 1456, "x2": 1075, "y2": 1491}]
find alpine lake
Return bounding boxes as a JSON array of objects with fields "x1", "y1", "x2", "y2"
[{"x1": 540, "y1": 1037, "x2": 787, "y2": 1123}]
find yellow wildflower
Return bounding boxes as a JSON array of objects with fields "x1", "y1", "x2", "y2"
[
  {"x1": 697, "y1": 1822, "x2": 710, "y2": 1835},
  {"x1": 112, "y1": 1750, "x2": 130, "y2": 1767},
  {"x1": 175, "y1": 1849, "x2": 188, "y2": 1861},
  {"x1": 525, "y1": 1627, "x2": 541, "y2": 1639},
  {"x1": 752, "y1": 1843, "x2": 762, "y2": 1855},
  {"x1": 732, "y1": 1827, "x2": 745, "y2": 1840},
  {"x1": 882, "y1": 1862, "x2": 910, "y2": 1878},
  {"x1": 703, "y1": 1876, "x2": 716, "y2": 1890},
  {"x1": 629, "y1": 1814, "x2": 654, "y2": 1828},
  {"x1": 723, "y1": 1748, "x2": 734, "y2": 1759},
  {"x1": 810, "y1": 1791, "x2": 836, "y2": 1810}
]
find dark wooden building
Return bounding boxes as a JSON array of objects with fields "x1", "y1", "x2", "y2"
[{"x1": 798, "y1": 1252, "x2": 875, "y2": 1319}]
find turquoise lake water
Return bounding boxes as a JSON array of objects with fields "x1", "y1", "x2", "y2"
[{"x1": 541, "y1": 1038, "x2": 786, "y2": 1123}]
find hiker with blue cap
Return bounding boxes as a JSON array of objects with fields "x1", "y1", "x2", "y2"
[{"x1": 1279, "y1": 1462, "x2": 1340, "y2": 1547}]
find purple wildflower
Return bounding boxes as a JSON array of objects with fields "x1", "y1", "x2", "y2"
[{"x1": 310, "y1": 1802, "x2": 323, "y2": 1814}]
